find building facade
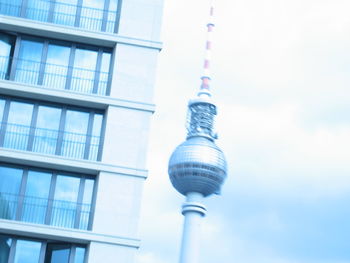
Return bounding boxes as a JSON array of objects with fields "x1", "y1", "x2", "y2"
[{"x1": 0, "y1": 0, "x2": 163, "y2": 262}]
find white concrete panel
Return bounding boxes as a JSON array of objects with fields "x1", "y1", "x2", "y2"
[
  {"x1": 92, "y1": 172, "x2": 144, "y2": 238},
  {"x1": 87, "y1": 242, "x2": 137, "y2": 263},
  {"x1": 118, "y1": 0, "x2": 164, "y2": 41},
  {"x1": 102, "y1": 106, "x2": 152, "y2": 169},
  {"x1": 110, "y1": 44, "x2": 159, "y2": 103}
]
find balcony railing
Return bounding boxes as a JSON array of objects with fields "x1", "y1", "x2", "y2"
[
  {"x1": 0, "y1": 55, "x2": 109, "y2": 96},
  {"x1": 0, "y1": 192, "x2": 92, "y2": 230},
  {"x1": 0, "y1": 122, "x2": 101, "y2": 161},
  {"x1": 0, "y1": 1, "x2": 118, "y2": 33}
]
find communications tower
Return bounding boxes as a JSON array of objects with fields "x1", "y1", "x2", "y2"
[{"x1": 168, "y1": 1, "x2": 228, "y2": 263}]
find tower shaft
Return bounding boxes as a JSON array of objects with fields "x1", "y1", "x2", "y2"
[{"x1": 179, "y1": 192, "x2": 207, "y2": 263}]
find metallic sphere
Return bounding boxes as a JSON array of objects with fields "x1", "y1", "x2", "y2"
[{"x1": 168, "y1": 136, "x2": 227, "y2": 197}]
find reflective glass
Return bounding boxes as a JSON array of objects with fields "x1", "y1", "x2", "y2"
[
  {"x1": 71, "y1": 48, "x2": 97, "y2": 94},
  {"x1": 0, "y1": 166, "x2": 23, "y2": 220},
  {"x1": 22, "y1": 171, "x2": 52, "y2": 224},
  {"x1": 0, "y1": 234, "x2": 12, "y2": 263},
  {"x1": 14, "y1": 239, "x2": 41, "y2": 263},
  {"x1": 80, "y1": 179, "x2": 94, "y2": 229},
  {"x1": 0, "y1": 33, "x2": 15, "y2": 80},
  {"x1": 53, "y1": 0, "x2": 78, "y2": 27},
  {"x1": 89, "y1": 114, "x2": 102, "y2": 160},
  {"x1": 61, "y1": 110, "x2": 89, "y2": 159},
  {"x1": 45, "y1": 244, "x2": 70, "y2": 263},
  {"x1": 80, "y1": 0, "x2": 104, "y2": 31},
  {"x1": 15, "y1": 40, "x2": 44, "y2": 85},
  {"x1": 26, "y1": 0, "x2": 50, "y2": 22},
  {"x1": 0, "y1": 0, "x2": 21, "y2": 16},
  {"x1": 51, "y1": 175, "x2": 80, "y2": 228},
  {"x1": 106, "y1": 0, "x2": 118, "y2": 33},
  {"x1": 97, "y1": 52, "x2": 111, "y2": 95},
  {"x1": 4, "y1": 101, "x2": 33, "y2": 150},
  {"x1": 33, "y1": 106, "x2": 61, "y2": 155},
  {"x1": 43, "y1": 44, "x2": 70, "y2": 90},
  {"x1": 0, "y1": 99, "x2": 5, "y2": 122},
  {"x1": 74, "y1": 247, "x2": 86, "y2": 263}
]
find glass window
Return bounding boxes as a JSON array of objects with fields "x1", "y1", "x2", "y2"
[
  {"x1": 89, "y1": 114, "x2": 103, "y2": 160},
  {"x1": 74, "y1": 247, "x2": 86, "y2": 263},
  {"x1": 0, "y1": 166, "x2": 23, "y2": 220},
  {"x1": 0, "y1": 99, "x2": 5, "y2": 122},
  {"x1": 4, "y1": 101, "x2": 34, "y2": 150},
  {"x1": 43, "y1": 44, "x2": 70, "y2": 90},
  {"x1": 71, "y1": 48, "x2": 98, "y2": 94},
  {"x1": 22, "y1": 171, "x2": 52, "y2": 224},
  {"x1": 45, "y1": 244, "x2": 70, "y2": 263},
  {"x1": 14, "y1": 239, "x2": 41, "y2": 263},
  {"x1": 51, "y1": 175, "x2": 80, "y2": 228},
  {"x1": 0, "y1": 0, "x2": 21, "y2": 16},
  {"x1": 53, "y1": 0, "x2": 78, "y2": 27},
  {"x1": 62, "y1": 110, "x2": 89, "y2": 159},
  {"x1": 106, "y1": 0, "x2": 118, "y2": 33},
  {"x1": 0, "y1": 33, "x2": 15, "y2": 80},
  {"x1": 80, "y1": 179, "x2": 94, "y2": 229},
  {"x1": 0, "y1": 234, "x2": 12, "y2": 263},
  {"x1": 26, "y1": 0, "x2": 51, "y2": 22},
  {"x1": 97, "y1": 52, "x2": 111, "y2": 95},
  {"x1": 33, "y1": 106, "x2": 62, "y2": 155},
  {"x1": 80, "y1": 0, "x2": 104, "y2": 31}
]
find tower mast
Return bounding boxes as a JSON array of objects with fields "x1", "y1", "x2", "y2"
[{"x1": 168, "y1": 1, "x2": 227, "y2": 263}]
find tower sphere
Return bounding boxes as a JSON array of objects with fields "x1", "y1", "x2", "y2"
[{"x1": 168, "y1": 136, "x2": 227, "y2": 197}]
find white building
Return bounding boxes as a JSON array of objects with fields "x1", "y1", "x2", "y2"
[{"x1": 0, "y1": 0, "x2": 163, "y2": 262}]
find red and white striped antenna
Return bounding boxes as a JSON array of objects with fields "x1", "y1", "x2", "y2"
[{"x1": 198, "y1": 0, "x2": 215, "y2": 98}]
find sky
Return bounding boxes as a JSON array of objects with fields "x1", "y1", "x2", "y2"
[{"x1": 136, "y1": 0, "x2": 350, "y2": 263}]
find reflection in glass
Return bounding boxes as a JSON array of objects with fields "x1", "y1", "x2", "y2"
[
  {"x1": 33, "y1": 106, "x2": 61, "y2": 154},
  {"x1": 14, "y1": 239, "x2": 41, "y2": 263},
  {"x1": 53, "y1": 0, "x2": 78, "y2": 27},
  {"x1": 0, "y1": 99, "x2": 5, "y2": 122},
  {"x1": 43, "y1": 44, "x2": 70, "y2": 90},
  {"x1": 0, "y1": 234, "x2": 12, "y2": 263},
  {"x1": 89, "y1": 114, "x2": 103, "y2": 160},
  {"x1": 98, "y1": 52, "x2": 111, "y2": 95},
  {"x1": 80, "y1": 0, "x2": 104, "y2": 31},
  {"x1": 71, "y1": 48, "x2": 97, "y2": 94},
  {"x1": 74, "y1": 247, "x2": 86, "y2": 263},
  {"x1": 26, "y1": 0, "x2": 50, "y2": 22},
  {"x1": 51, "y1": 175, "x2": 80, "y2": 228},
  {"x1": 3, "y1": 101, "x2": 33, "y2": 150},
  {"x1": 15, "y1": 40, "x2": 43, "y2": 85},
  {"x1": 80, "y1": 179, "x2": 94, "y2": 229},
  {"x1": 0, "y1": 0, "x2": 21, "y2": 16},
  {"x1": 106, "y1": 0, "x2": 118, "y2": 33},
  {"x1": 0, "y1": 33, "x2": 15, "y2": 80},
  {"x1": 0, "y1": 167, "x2": 22, "y2": 220},
  {"x1": 45, "y1": 244, "x2": 70, "y2": 263},
  {"x1": 62, "y1": 110, "x2": 89, "y2": 159},
  {"x1": 22, "y1": 171, "x2": 51, "y2": 224}
]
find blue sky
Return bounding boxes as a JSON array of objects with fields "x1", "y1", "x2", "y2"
[{"x1": 136, "y1": 0, "x2": 350, "y2": 262}]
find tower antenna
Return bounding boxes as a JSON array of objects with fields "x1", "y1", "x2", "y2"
[{"x1": 168, "y1": 1, "x2": 228, "y2": 263}]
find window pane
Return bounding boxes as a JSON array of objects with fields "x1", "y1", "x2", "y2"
[
  {"x1": 71, "y1": 48, "x2": 97, "y2": 94},
  {"x1": 14, "y1": 239, "x2": 41, "y2": 263},
  {"x1": 0, "y1": 166, "x2": 23, "y2": 220},
  {"x1": 106, "y1": 0, "x2": 118, "y2": 33},
  {"x1": 43, "y1": 44, "x2": 70, "y2": 90},
  {"x1": 0, "y1": 234, "x2": 12, "y2": 263},
  {"x1": 45, "y1": 244, "x2": 70, "y2": 263},
  {"x1": 4, "y1": 101, "x2": 33, "y2": 150},
  {"x1": 15, "y1": 40, "x2": 43, "y2": 85},
  {"x1": 22, "y1": 171, "x2": 51, "y2": 224},
  {"x1": 0, "y1": 99, "x2": 6, "y2": 122},
  {"x1": 74, "y1": 247, "x2": 86, "y2": 263},
  {"x1": 80, "y1": 0, "x2": 104, "y2": 31},
  {"x1": 61, "y1": 110, "x2": 89, "y2": 159},
  {"x1": 0, "y1": 0, "x2": 21, "y2": 16},
  {"x1": 33, "y1": 106, "x2": 61, "y2": 155},
  {"x1": 26, "y1": 0, "x2": 50, "y2": 22},
  {"x1": 51, "y1": 175, "x2": 80, "y2": 228},
  {"x1": 0, "y1": 33, "x2": 15, "y2": 80},
  {"x1": 80, "y1": 179, "x2": 94, "y2": 229},
  {"x1": 89, "y1": 114, "x2": 102, "y2": 160},
  {"x1": 97, "y1": 52, "x2": 111, "y2": 95},
  {"x1": 53, "y1": 0, "x2": 78, "y2": 27}
]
